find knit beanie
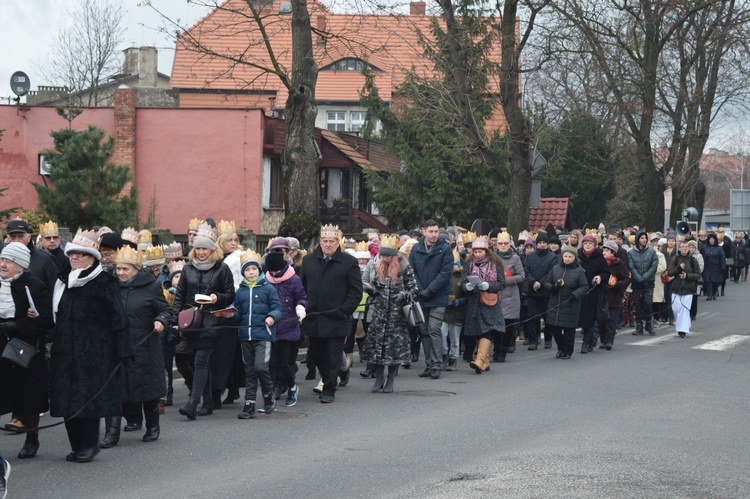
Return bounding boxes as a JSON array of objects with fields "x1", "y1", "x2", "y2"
[
  {"x1": 241, "y1": 258, "x2": 262, "y2": 275},
  {"x1": 561, "y1": 245, "x2": 578, "y2": 259},
  {"x1": 581, "y1": 234, "x2": 597, "y2": 245},
  {"x1": 265, "y1": 251, "x2": 286, "y2": 273},
  {"x1": 192, "y1": 236, "x2": 216, "y2": 251},
  {"x1": 602, "y1": 240, "x2": 618, "y2": 254},
  {"x1": 1, "y1": 242, "x2": 30, "y2": 269},
  {"x1": 535, "y1": 233, "x2": 549, "y2": 244}
]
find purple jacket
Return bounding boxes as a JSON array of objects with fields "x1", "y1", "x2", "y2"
[{"x1": 266, "y1": 264, "x2": 307, "y2": 341}]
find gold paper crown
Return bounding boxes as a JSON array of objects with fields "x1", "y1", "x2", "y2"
[
  {"x1": 472, "y1": 236, "x2": 489, "y2": 249},
  {"x1": 197, "y1": 223, "x2": 218, "y2": 243},
  {"x1": 463, "y1": 231, "x2": 477, "y2": 243},
  {"x1": 217, "y1": 220, "x2": 236, "y2": 236},
  {"x1": 121, "y1": 227, "x2": 139, "y2": 246},
  {"x1": 379, "y1": 234, "x2": 399, "y2": 251},
  {"x1": 39, "y1": 220, "x2": 58, "y2": 236},
  {"x1": 97, "y1": 226, "x2": 113, "y2": 236},
  {"x1": 115, "y1": 245, "x2": 142, "y2": 267},
  {"x1": 146, "y1": 245, "x2": 165, "y2": 265},
  {"x1": 354, "y1": 241, "x2": 368, "y2": 253},
  {"x1": 188, "y1": 218, "x2": 203, "y2": 232},
  {"x1": 343, "y1": 237, "x2": 356, "y2": 249},
  {"x1": 168, "y1": 260, "x2": 185, "y2": 274},
  {"x1": 138, "y1": 229, "x2": 152, "y2": 250},
  {"x1": 163, "y1": 242, "x2": 183, "y2": 260},
  {"x1": 240, "y1": 249, "x2": 262, "y2": 265},
  {"x1": 72, "y1": 228, "x2": 100, "y2": 250},
  {"x1": 320, "y1": 224, "x2": 339, "y2": 239}
]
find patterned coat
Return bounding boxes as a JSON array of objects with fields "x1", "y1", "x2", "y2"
[
  {"x1": 461, "y1": 259, "x2": 507, "y2": 337},
  {"x1": 361, "y1": 257, "x2": 416, "y2": 365}
]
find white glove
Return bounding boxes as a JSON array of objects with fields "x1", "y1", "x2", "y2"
[
  {"x1": 465, "y1": 282, "x2": 476, "y2": 292},
  {"x1": 478, "y1": 282, "x2": 490, "y2": 291},
  {"x1": 296, "y1": 305, "x2": 306, "y2": 323}
]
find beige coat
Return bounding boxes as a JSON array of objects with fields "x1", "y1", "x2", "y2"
[{"x1": 653, "y1": 251, "x2": 668, "y2": 303}]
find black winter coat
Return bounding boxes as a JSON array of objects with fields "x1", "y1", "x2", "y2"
[
  {"x1": 577, "y1": 248, "x2": 608, "y2": 328},
  {"x1": 602, "y1": 259, "x2": 631, "y2": 309},
  {"x1": 120, "y1": 271, "x2": 171, "y2": 403},
  {"x1": 50, "y1": 264, "x2": 134, "y2": 418},
  {"x1": 301, "y1": 247, "x2": 363, "y2": 338},
  {"x1": 543, "y1": 260, "x2": 589, "y2": 328},
  {"x1": 0, "y1": 272, "x2": 54, "y2": 415},
  {"x1": 667, "y1": 252, "x2": 701, "y2": 295},
  {"x1": 172, "y1": 259, "x2": 235, "y2": 350}
]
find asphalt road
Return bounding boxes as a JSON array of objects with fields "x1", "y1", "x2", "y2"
[{"x1": 4, "y1": 282, "x2": 750, "y2": 498}]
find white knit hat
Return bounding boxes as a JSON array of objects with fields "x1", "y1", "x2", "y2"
[{"x1": 1, "y1": 242, "x2": 31, "y2": 269}]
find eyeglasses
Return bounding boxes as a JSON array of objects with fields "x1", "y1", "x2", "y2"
[
  {"x1": 497, "y1": 242, "x2": 510, "y2": 246},
  {"x1": 68, "y1": 251, "x2": 89, "y2": 258},
  {"x1": 100, "y1": 251, "x2": 116, "y2": 258}
]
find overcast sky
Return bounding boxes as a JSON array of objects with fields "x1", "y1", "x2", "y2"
[{"x1": 0, "y1": 0, "x2": 212, "y2": 104}]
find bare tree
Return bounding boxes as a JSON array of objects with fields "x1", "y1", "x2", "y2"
[{"x1": 43, "y1": 0, "x2": 125, "y2": 106}]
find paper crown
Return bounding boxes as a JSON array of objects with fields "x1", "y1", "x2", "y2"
[
  {"x1": 168, "y1": 260, "x2": 185, "y2": 275},
  {"x1": 138, "y1": 229, "x2": 152, "y2": 250},
  {"x1": 379, "y1": 234, "x2": 399, "y2": 251},
  {"x1": 240, "y1": 249, "x2": 262, "y2": 265},
  {"x1": 343, "y1": 237, "x2": 356, "y2": 249},
  {"x1": 115, "y1": 245, "x2": 142, "y2": 267},
  {"x1": 72, "y1": 228, "x2": 100, "y2": 251},
  {"x1": 463, "y1": 231, "x2": 477, "y2": 244},
  {"x1": 97, "y1": 226, "x2": 113, "y2": 236},
  {"x1": 146, "y1": 245, "x2": 165, "y2": 265},
  {"x1": 472, "y1": 236, "x2": 489, "y2": 249},
  {"x1": 188, "y1": 218, "x2": 203, "y2": 232},
  {"x1": 39, "y1": 220, "x2": 58, "y2": 236},
  {"x1": 217, "y1": 220, "x2": 236, "y2": 236},
  {"x1": 197, "y1": 223, "x2": 218, "y2": 243},
  {"x1": 320, "y1": 224, "x2": 339, "y2": 239},
  {"x1": 121, "y1": 227, "x2": 139, "y2": 246},
  {"x1": 354, "y1": 241, "x2": 368, "y2": 253},
  {"x1": 163, "y1": 242, "x2": 183, "y2": 259}
]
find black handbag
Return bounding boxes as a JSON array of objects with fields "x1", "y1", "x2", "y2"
[{"x1": 1, "y1": 337, "x2": 38, "y2": 369}]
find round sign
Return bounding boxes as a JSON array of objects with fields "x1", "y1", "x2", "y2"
[{"x1": 10, "y1": 71, "x2": 31, "y2": 97}]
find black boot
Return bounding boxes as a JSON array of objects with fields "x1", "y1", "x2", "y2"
[
  {"x1": 100, "y1": 417, "x2": 121, "y2": 448},
  {"x1": 305, "y1": 364, "x2": 317, "y2": 380},
  {"x1": 179, "y1": 400, "x2": 198, "y2": 420},
  {"x1": 371, "y1": 366, "x2": 385, "y2": 392},
  {"x1": 360, "y1": 363, "x2": 376, "y2": 378},
  {"x1": 223, "y1": 388, "x2": 240, "y2": 405},
  {"x1": 197, "y1": 400, "x2": 214, "y2": 416},
  {"x1": 645, "y1": 321, "x2": 655, "y2": 336},
  {"x1": 338, "y1": 368, "x2": 350, "y2": 387},
  {"x1": 143, "y1": 404, "x2": 160, "y2": 442},
  {"x1": 211, "y1": 390, "x2": 223, "y2": 410},
  {"x1": 18, "y1": 432, "x2": 39, "y2": 459},
  {"x1": 383, "y1": 365, "x2": 398, "y2": 393},
  {"x1": 496, "y1": 347, "x2": 507, "y2": 363}
]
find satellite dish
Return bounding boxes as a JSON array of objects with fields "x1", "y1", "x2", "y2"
[{"x1": 10, "y1": 71, "x2": 30, "y2": 97}]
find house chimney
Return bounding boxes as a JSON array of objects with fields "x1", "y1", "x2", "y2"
[
  {"x1": 410, "y1": 2, "x2": 426, "y2": 15},
  {"x1": 317, "y1": 15, "x2": 327, "y2": 45},
  {"x1": 123, "y1": 47, "x2": 139, "y2": 75},
  {"x1": 138, "y1": 46, "x2": 158, "y2": 87}
]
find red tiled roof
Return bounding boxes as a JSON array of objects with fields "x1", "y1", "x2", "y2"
[{"x1": 528, "y1": 197, "x2": 570, "y2": 232}]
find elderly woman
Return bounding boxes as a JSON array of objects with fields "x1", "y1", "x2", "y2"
[
  {"x1": 100, "y1": 247, "x2": 171, "y2": 449},
  {"x1": 701, "y1": 233, "x2": 725, "y2": 300},
  {"x1": 463, "y1": 237, "x2": 506, "y2": 373},
  {"x1": 0, "y1": 243, "x2": 54, "y2": 460},
  {"x1": 495, "y1": 232, "x2": 524, "y2": 361},
  {"x1": 50, "y1": 229, "x2": 133, "y2": 463},
  {"x1": 544, "y1": 246, "x2": 589, "y2": 359},
  {"x1": 361, "y1": 235, "x2": 417, "y2": 392},
  {"x1": 172, "y1": 224, "x2": 235, "y2": 419}
]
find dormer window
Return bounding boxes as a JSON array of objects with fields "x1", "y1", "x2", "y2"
[{"x1": 324, "y1": 58, "x2": 375, "y2": 71}]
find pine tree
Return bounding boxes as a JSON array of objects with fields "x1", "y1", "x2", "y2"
[{"x1": 33, "y1": 126, "x2": 139, "y2": 231}]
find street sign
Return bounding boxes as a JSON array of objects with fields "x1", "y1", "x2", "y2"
[{"x1": 730, "y1": 189, "x2": 750, "y2": 231}]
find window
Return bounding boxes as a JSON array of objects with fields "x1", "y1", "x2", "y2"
[
  {"x1": 327, "y1": 111, "x2": 346, "y2": 131},
  {"x1": 262, "y1": 156, "x2": 284, "y2": 209},
  {"x1": 326, "y1": 58, "x2": 368, "y2": 71},
  {"x1": 350, "y1": 111, "x2": 366, "y2": 133}
]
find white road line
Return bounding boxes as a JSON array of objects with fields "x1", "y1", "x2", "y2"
[
  {"x1": 629, "y1": 334, "x2": 691, "y2": 346},
  {"x1": 692, "y1": 335, "x2": 750, "y2": 351}
]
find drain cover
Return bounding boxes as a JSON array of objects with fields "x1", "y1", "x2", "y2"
[
  {"x1": 397, "y1": 390, "x2": 456, "y2": 397},
  {"x1": 270, "y1": 411, "x2": 307, "y2": 419}
]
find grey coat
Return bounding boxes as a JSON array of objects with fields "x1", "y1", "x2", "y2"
[
  {"x1": 461, "y1": 259, "x2": 507, "y2": 336},
  {"x1": 498, "y1": 251, "x2": 524, "y2": 320},
  {"x1": 543, "y1": 261, "x2": 589, "y2": 328}
]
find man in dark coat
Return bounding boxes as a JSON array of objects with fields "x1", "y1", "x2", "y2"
[
  {"x1": 38, "y1": 220, "x2": 69, "y2": 271},
  {"x1": 408, "y1": 220, "x2": 454, "y2": 379},
  {"x1": 301, "y1": 225, "x2": 363, "y2": 403},
  {"x1": 628, "y1": 230, "x2": 659, "y2": 335},
  {"x1": 6, "y1": 219, "x2": 58, "y2": 293}
]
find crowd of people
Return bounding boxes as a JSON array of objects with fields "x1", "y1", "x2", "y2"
[{"x1": 0, "y1": 214, "x2": 744, "y2": 489}]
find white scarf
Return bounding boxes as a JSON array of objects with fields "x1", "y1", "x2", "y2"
[
  {"x1": 52, "y1": 264, "x2": 104, "y2": 323},
  {"x1": 0, "y1": 272, "x2": 22, "y2": 319}
]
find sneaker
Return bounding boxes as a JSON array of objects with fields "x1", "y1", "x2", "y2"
[
  {"x1": 259, "y1": 396, "x2": 276, "y2": 415},
  {"x1": 1, "y1": 458, "x2": 9, "y2": 499},
  {"x1": 285, "y1": 385, "x2": 299, "y2": 407},
  {"x1": 320, "y1": 393, "x2": 334, "y2": 403},
  {"x1": 544, "y1": 342, "x2": 552, "y2": 349},
  {"x1": 237, "y1": 401, "x2": 256, "y2": 419},
  {"x1": 445, "y1": 358, "x2": 458, "y2": 371},
  {"x1": 313, "y1": 379, "x2": 323, "y2": 394},
  {"x1": 430, "y1": 369, "x2": 441, "y2": 379},
  {"x1": 417, "y1": 368, "x2": 432, "y2": 378}
]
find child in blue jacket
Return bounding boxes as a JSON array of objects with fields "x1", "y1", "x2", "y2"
[{"x1": 232, "y1": 251, "x2": 282, "y2": 419}]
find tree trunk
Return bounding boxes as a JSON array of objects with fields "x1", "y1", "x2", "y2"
[{"x1": 636, "y1": 140, "x2": 666, "y2": 230}]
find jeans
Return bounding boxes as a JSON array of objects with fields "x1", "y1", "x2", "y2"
[
  {"x1": 441, "y1": 322, "x2": 461, "y2": 359},
  {"x1": 421, "y1": 307, "x2": 446, "y2": 369},
  {"x1": 526, "y1": 296, "x2": 549, "y2": 345},
  {"x1": 189, "y1": 348, "x2": 213, "y2": 407},
  {"x1": 308, "y1": 336, "x2": 345, "y2": 396},
  {"x1": 632, "y1": 287, "x2": 654, "y2": 325},
  {"x1": 241, "y1": 341, "x2": 274, "y2": 402}
]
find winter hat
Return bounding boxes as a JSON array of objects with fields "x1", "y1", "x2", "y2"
[
  {"x1": 535, "y1": 233, "x2": 549, "y2": 244},
  {"x1": 0, "y1": 241, "x2": 30, "y2": 269},
  {"x1": 265, "y1": 250, "x2": 286, "y2": 273},
  {"x1": 523, "y1": 239, "x2": 536, "y2": 249},
  {"x1": 561, "y1": 245, "x2": 578, "y2": 259},
  {"x1": 488, "y1": 228, "x2": 501, "y2": 239},
  {"x1": 240, "y1": 249, "x2": 263, "y2": 274},
  {"x1": 658, "y1": 238, "x2": 667, "y2": 246},
  {"x1": 666, "y1": 233, "x2": 677, "y2": 242},
  {"x1": 548, "y1": 236, "x2": 561, "y2": 246},
  {"x1": 287, "y1": 237, "x2": 300, "y2": 250},
  {"x1": 581, "y1": 234, "x2": 597, "y2": 245},
  {"x1": 268, "y1": 237, "x2": 291, "y2": 251},
  {"x1": 99, "y1": 232, "x2": 123, "y2": 250},
  {"x1": 193, "y1": 223, "x2": 218, "y2": 251},
  {"x1": 602, "y1": 240, "x2": 618, "y2": 254},
  {"x1": 438, "y1": 228, "x2": 451, "y2": 242},
  {"x1": 65, "y1": 228, "x2": 102, "y2": 260},
  {"x1": 687, "y1": 240, "x2": 698, "y2": 250},
  {"x1": 379, "y1": 235, "x2": 400, "y2": 256}
]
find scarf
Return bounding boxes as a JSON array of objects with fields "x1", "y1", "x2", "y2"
[
  {"x1": 470, "y1": 256, "x2": 497, "y2": 282},
  {"x1": 0, "y1": 272, "x2": 22, "y2": 319},
  {"x1": 266, "y1": 265, "x2": 295, "y2": 284},
  {"x1": 191, "y1": 258, "x2": 215, "y2": 271},
  {"x1": 605, "y1": 255, "x2": 617, "y2": 266},
  {"x1": 52, "y1": 263, "x2": 104, "y2": 322}
]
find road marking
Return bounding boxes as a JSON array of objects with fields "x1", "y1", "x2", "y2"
[
  {"x1": 692, "y1": 335, "x2": 750, "y2": 351},
  {"x1": 629, "y1": 334, "x2": 690, "y2": 346}
]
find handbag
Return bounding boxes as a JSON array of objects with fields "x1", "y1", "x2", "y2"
[
  {"x1": 661, "y1": 273, "x2": 671, "y2": 284},
  {"x1": 178, "y1": 306, "x2": 203, "y2": 331},
  {"x1": 1, "y1": 337, "x2": 38, "y2": 369},
  {"x1": 402, "y1": 296, "x2": 425, "y2": 328},
  {"x1": 479, "y1": 291, "x2": 498, "y2": 307},
  {"x1": 726, "y1": 258, "x2": 734, "y2": 267}
]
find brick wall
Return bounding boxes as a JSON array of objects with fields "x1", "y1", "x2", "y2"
[{"x1": 113, "y1": 88, "x2": 136, "y2": 193}]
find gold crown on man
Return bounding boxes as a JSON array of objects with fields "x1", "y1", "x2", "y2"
[
  {"x1": 379, "y1": 234, "x2": 399, "y2": 251},
  {"x1": 116, "y1": 245, "x2": 142, "y2": 267},
  {"x1": 463, "y1": 231, "x2": 477, "y2": 243},
  {"x1": 71, "y1": 228, "x2": 100, "y2": 250},
  {"x1": 240, "y1": 249, "x2": 262, "y2": 265},
  {"x1": 121, "y1": 227, "x2": 139, "y2": 246},
  {"x1": 163, "y1": 242, "x2": 183, "y2": 260},
  {"x1": 217, "y1": 220, "x2": 236, "y2": 236},
  {"x1": 39, "y1": 220, "x2": 58, "y2": 236},
  {"x1": 146, "y1": 245, "x2": 165, "y2": 265},
  {"x1": 197, "y1": 223, "x2": 218, "y2": 243},
  {"x1": 354, "y1": 241, "x2": 368, "y2": 253},
  {"x1": 320, "y1": 224, "x2": 339, "y2": 239},
  {"x1": 188, "y1": 218, "x2": 203, "y2": 232}
]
